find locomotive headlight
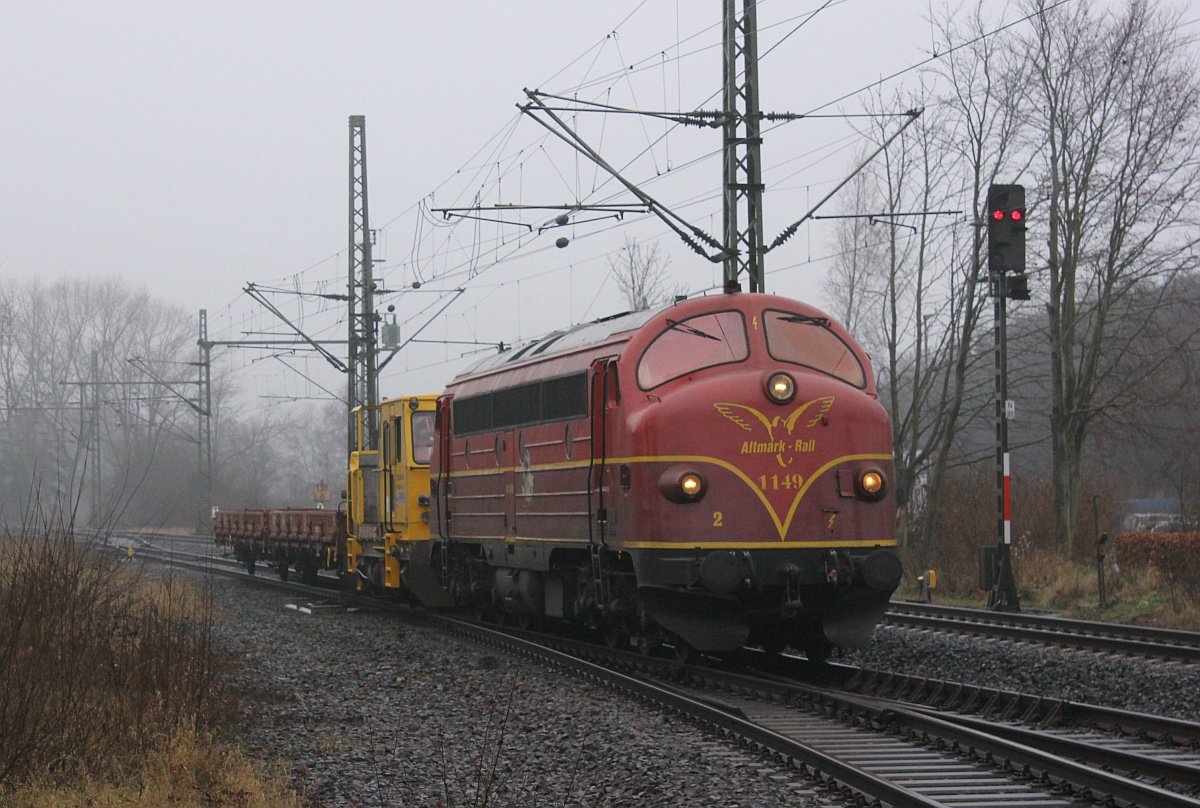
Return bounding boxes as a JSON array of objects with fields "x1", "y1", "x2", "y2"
[
  {"x1": 680, "y1": 473, "x2": 703, "y2": 498},
  {"x1": 765, "y1": 371, "x2": 796, "y2": 404},
  {"x1": 857, "y1": 468, "x2": 886, "y2": 501},
  {"x1": 658, "y1": 466, "x2": 707, "y2": 503}
]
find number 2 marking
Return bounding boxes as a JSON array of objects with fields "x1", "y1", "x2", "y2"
[{"x1": 713, "y1": 512, "x2": 724, "y2": 527}]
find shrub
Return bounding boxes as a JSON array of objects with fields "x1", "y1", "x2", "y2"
[
  {"x1": 1114, "y1": 531, "x2": 1200, "y2": 606},
  {"x1": 0, "y1": 523, "x2": 218, "y2": 783}
]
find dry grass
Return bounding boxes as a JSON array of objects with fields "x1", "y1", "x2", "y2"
[
  {"x1": 899, "y1": 543, "x2": 1200, "y2": 629},
  {"x1": 900, "y1": 468, "x2": 1200, "y2": 630},
  {"x1": 1001, "y1": 543, "x2": 1195, "y2": 627},
  {"x1": 0, "y1": 726, "x2": 301, "y2": 808},
  {"x1": 0, "y1": 515, "x2": 299, "y2": 807}
]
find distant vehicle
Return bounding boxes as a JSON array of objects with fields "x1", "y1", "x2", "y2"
[
  {"x1": 1120, "y1": 497, "x2": 1181, "y2": 533},
  {"x1": 1149, "y1": 519, "x2": 1197, "y2": 533},
  {"x1": 1124, "y1": 513, "x2": 1185, "y2": 533}
]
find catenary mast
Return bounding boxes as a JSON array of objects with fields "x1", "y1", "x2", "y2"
[
  {"x1": 723, "y1": 0, "x2": 766, "y2": 293},
  {"x1": 347, "y1": 114, "x2": 378, "y2": 457}
]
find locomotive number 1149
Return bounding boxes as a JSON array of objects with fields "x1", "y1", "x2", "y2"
[{"x1": 759, "y1": 473, "x2": 805, "y2": 490}]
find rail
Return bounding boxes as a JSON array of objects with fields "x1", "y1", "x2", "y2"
[{"x1": 887, "y1": 600, "x2": 1200, "y2": 663}]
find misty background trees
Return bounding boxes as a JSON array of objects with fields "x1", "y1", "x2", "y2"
[{"x1": 0, "y1": 278, "x2": 343, "y2": 528}]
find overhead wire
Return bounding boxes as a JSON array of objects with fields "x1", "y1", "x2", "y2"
[{"x1": 233, "y1": 0, "x2": 1057, "y2": 401}]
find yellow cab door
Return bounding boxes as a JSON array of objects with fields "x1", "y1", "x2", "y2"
[
  {"x1": 346, "y1": 404, "x2": 382, "y2": 589},
  {"x1": 380, "y1": 394, "x2": 452, "y2": 604}
]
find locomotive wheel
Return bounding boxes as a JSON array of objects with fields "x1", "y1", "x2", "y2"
[
  {"x1": 517, "y1": 613, "x2": 537, "y2": 631},
  {"x1": 472, "y1": 601, "x2": 495, "y2": 623},
  {"x1": 803, "y1": 637, "x2": 834, "y2": 663},
  {"x1": 669, "y1": 639, "x2": 695, "y2": 664},
  {"x1": 244, "y1": 556, "x2": 256, "y2": 576},
  {"x1": 300, "y1": 567, "x2": 319, "y2": 586},
  {"x1": 602, "y1": 623, "x2": 630, "y2": 650},
  {"x1": 760, "y1": 634, "x2": 786, "y2": 656},
  {"x1": 761, "y1": 639, "x2": 785, "y2": 656},
  {"x1": 277, "y1": 565, "x2": 289, "y2": 582},
  {"x1": 358, "y1": 559, "x2": 385, "y2": 596}
]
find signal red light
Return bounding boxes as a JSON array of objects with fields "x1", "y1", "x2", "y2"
[
  {"x1": 1011, "y1": 210, "x2": 1023, "y2": 221},
  {"x1": 992, "y1": 209, "x2": 1004, "y2": 220}
]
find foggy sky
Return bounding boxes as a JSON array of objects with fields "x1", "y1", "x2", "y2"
[{"x1": 2, "y1": 1, "x2": 960, "y2": 397}]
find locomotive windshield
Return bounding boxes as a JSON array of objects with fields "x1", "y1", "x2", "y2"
[
  {"x1": 637, "y1": 310, "x2": 749, "y2": 389},
  {"x1": 763, "y1": 309, "x2": 866, "y2": 388},
  {"x1": 411, "y1": 411, "x2": 435, "y2": 464}
]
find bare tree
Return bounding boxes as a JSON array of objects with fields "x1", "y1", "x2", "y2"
[
  {"x1": 212, "y1": 408, "x2": 282, "y2": 509},
  {"x1": 825, "y1": 9, "x2": 1028, "y2": 555},
  {"x1": 0, "y1": 278, "x2": 195, "y2": 527},
  {"x1": 827, "y1": 89, "x2": 965, "y2": 547},
  {"x1": 909, "y1": 1, "x2": 1032, "y2": 560},
  {"x1": 1087, "y1": 275, "x2": 1200, "y2": 519},
  {"x1": 276, "y1": 399, "x2": 347, "y2": 507},
  {"x1": 1026, "y1": 0, "x2": 1200, "y2": 553},
  {"x1": 825, "y1": 170, "x2": 887, "y2": 338},
  {"x1": 608, "y1": 235, "x2": 676, "y2": 310}
]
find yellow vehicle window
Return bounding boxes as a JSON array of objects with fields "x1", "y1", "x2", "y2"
[{"x1": 411, "y1": 411, "x2": 434, "y2": 464}]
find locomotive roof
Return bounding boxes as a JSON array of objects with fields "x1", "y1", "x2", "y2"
[{"x1": 456, "y1": 305, "x2": 663, "y2": 377}]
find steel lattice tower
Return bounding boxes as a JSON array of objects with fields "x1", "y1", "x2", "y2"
[
  {"x1": 723, "y1": 0, "x2": 765, "y2": 292},
  {"x1": 197, "y1": 309, "x2": 213, "y2": 532},
  {"x1": 347, "y1": 115, "x2": 378, "y2": 456}
]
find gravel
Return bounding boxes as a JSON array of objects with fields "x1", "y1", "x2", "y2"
[
  {"x1": 211, "y1": 577, "x2": 832, "y2": 808},
  {"x1": 210, "y1": 574, "x2": 1200, "y2": 807},
  {"x1": 843, "y1": 623, "x2": 1200, "y2": 723}
]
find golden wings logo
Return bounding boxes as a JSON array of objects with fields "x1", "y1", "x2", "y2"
[{"x1": 714, "y1": 396, "x2": 834, "y2": 468}]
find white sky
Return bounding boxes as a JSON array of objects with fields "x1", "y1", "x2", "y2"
[{"x1": 3, "y1": 1, "x2": 1024, "y2": 401}]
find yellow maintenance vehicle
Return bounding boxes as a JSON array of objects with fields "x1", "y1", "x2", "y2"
[{"x1": 345, "y1": 394, "x2": 453, "y2": 605}]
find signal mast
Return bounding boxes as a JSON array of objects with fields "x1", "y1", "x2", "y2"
[{"x1": 986, "y1": 183, "x2": 1027, "y2": 612}]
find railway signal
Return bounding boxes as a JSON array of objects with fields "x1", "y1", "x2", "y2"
[
  {"x1": 987, "y1": 184, "x2": 1025, "y2": 275},
  {"x1": 987, "y1": 184, "x2": 1029, "y2": 301},
  {"x1": 985, "y1": 183, "x2": 1024, "y2": 612}
]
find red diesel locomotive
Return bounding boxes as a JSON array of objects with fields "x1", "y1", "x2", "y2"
[{"x1": 430, "y1": 289, "x2": 901, "y2": 660}]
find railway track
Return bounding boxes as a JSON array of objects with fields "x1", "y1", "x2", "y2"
[
  {"x1": 886, "y1": 601, "x2": 1200, "y2": 664},
  {"x1": 524, "y1": 631, "x2": 1200, "y2": 807},
  {"x1": 105, "y1": 532, "x2": 349, "y2": 597},
  {"x1": 122, "y1": 529, "x2": 1200, "y2": 664},
  {"x1": 116, "y1": 534, "x2": 1200, "y2": 805}
]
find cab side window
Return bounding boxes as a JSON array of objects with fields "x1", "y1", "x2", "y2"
[
  {"x1": 411, "y1": 411, "x2": 434, "y2": 465},
  {"x1": 392, "y1": 417, "x2": 404, "y2": 464}
]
